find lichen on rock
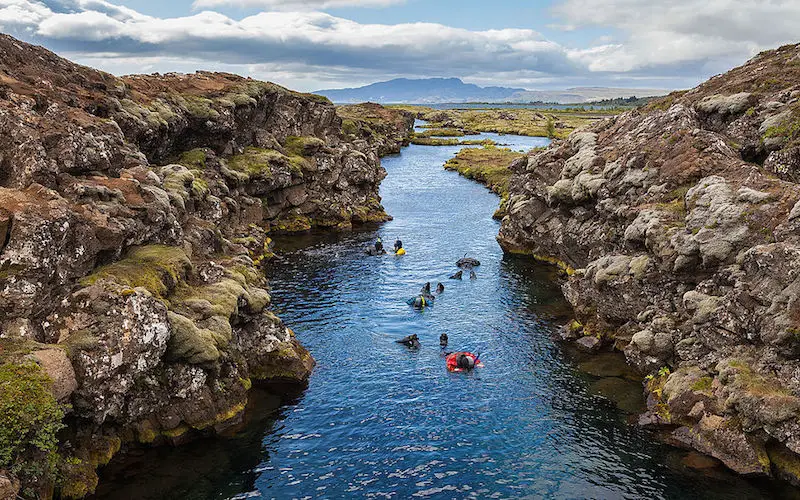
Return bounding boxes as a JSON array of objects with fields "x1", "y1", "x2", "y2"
[
  {"x1": 498, "y1": 41, "x2": 800, "y2": 478},
  {"x1": 0, "y1": 32, "x2": 410, "y2": 496}
]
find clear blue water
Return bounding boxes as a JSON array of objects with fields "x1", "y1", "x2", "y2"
[{"x1": 92, "y1": 134, "x2": 797, "y2": 500}]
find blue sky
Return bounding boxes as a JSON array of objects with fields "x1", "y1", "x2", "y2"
[{"x1": 1, "y1": 0, "x2": 798, "y2": 92}]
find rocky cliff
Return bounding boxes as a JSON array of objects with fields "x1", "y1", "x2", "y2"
[
  {"x1": 499, "y1": 43, "x2": 800, "y2": 483},
  {"x1": 0, "y1": 34, "x2": 412, "y2": 498}
]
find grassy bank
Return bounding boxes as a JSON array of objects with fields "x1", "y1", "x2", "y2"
[
  {"x1": 393, "y1": 105, "x2": 618, "y2": 140},
  {"x1": 443, "y1": 145, "x2": 536, "y2": 218}
]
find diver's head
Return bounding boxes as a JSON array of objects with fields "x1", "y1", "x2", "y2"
[{"x1": 457, "y1": 354, "x2": 475, "y2": 370}]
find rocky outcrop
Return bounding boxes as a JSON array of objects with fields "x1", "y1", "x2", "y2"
[
  {"x1": 0, "y1": 34, "x2": 411, "y2": 497},
  {"x1": 337, "y1": 103, "x2": 415, "y2": 156},
  {"x1": 499, "y1": 43, "x2": 800, "y2": 481}
]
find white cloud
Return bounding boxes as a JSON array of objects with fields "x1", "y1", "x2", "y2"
[
  {"x1": 552, "y1": 0, "x2": 800, "y2": 72},
  {"x1": 192, "y1": 0, "x2": 405, "y2": 10},
  {"x1": 2, "y1": 0, "x2": 798, "y2": 92},
  {"x1": 1, "y1": 1, "x2": 580, "y2": 80}
]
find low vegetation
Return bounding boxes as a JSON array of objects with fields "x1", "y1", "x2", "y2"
[
  {"x1": 393, "y1": 105, "x2": 617, "y2": 141},
  {"x1": 410, "y1": 137, "x2": 497, "y2": 146},
  {"x1": 0, "y1": 361, "x2": 65, "y2": 489},
  {"x1": 443, "y1": 145, "x2": 530, "y2": 218}
]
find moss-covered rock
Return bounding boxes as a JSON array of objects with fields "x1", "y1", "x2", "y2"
[
  {"x1": 272, "y1": 214, "x2": 312, "y2": 233},
  {"x1": 0, "y1": 362, "x2": 64, "y2": 485},
  {"x1": 284, "y1": 135, "x2": 325, "y2": 157},
  {"x1": 228, "y1": 147, "x2": 308, "y2": 179},
  {"x1": 80, "y1": 245, "x2": 192, "y2": 299},
  {"x1": 166, "y1": 311, "x2": 224, "y2": 365},
  {"x1": 250, "y1": 339, "x2": 314, "y2": 384}
]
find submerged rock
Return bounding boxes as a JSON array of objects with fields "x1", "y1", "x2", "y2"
[{"x1": 589, "y1": 377, "x2": 646, "y2": 414}]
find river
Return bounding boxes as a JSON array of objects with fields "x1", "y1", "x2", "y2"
[{"x1": 92, "y1": 130, "x2": 796, "y2": 499}]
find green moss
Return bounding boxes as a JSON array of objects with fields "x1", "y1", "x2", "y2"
[
  {"x1": 161, "y1": 424, "x2": 190, "y2": 439},
  {"x1": 443, "y1": 146, "x2": 525, "y2": 200},
  {"x1": 182, "y1": 95, "x2": 220, "y2": 119},
  {"x1": 284, "y1": 136, "x2": 325, "y2": 157},
  {"x1": 410, "y1": 137, "x2": 498, "y2": 146},
  {"x1": 178, "y1": 149, "x2": 207, "y2": 170},
  {"x1": 88, "y1": 436, "x2": 121, "y2": 468},
  {"x1": 301, "y1": 92, "x2": 332, "y2": 104},
  {"x1": 341, "y1": 119, "x2": 359, "y2": 136},
  {"x1": 691, "y1": 376, "x2": 713, "y2": 392},
  {"x1": 656, "y1": 198, "x2": 687, "y2": 218},
  {"x1": 764, "y1": 119, "x2": 800, "y2": 142},
  {"x1": 767, "y1": 441, "x2": 800, "y2": 484},
  {"x1": 189, "y1": 170, "x2": 210, "y2": 198},
  {"x1": 0, "y1": 362, "x2": 65, "y2": 477},
  {"x1": 80, "y1": 245, "x2": 191, "y2": 298},
  {"x1": 568, "y1": 320, "x2": 583, "y2": 332},
  {"x1": 59, "y1": 458, "x2": 99, "y2": 499},
  {"x1": 228, "y1": 147, "x2": 309, "y2": 178},
  {"x1": 272, "y1": 215, "x2": 312, "y2": 233},
  {"x1": 413, "y1": 128, "x2": 468, "y2": 138},
  {"x1": 166, "y1": 312, "x2": 223, "y2": 365},
  {"x1": 136, "y1": 424, "x2": 157, "y2": 444},
  {"x1": 505, "y1": 248, "x2": 576, "y2": 276},
  {"x1": 161, "y1": 166, "x2": 195, "y2": 201},
  {"x1": 240, "y1": 377, "x2": 253, "y2": 391},
  {"x1": 191, "y1": 401, "x2": 246, "y2": 431}
]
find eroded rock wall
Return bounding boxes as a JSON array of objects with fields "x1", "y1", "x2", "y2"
[
  {"x1": 0, "y1": 34, "x2": 412, "y2": 497},
  {"x1": 499, "y1": 43, "x2": 800, "y2": 480}
]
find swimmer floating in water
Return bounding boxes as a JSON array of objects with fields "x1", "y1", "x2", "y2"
[
  {"x1": 439, "y1": 333, "x2": 449, "y2": 348},
  {"x1": 365, "y1": 238, "x2": 387, "y2": 256},
  {"x1": 407, "y1": 295, "x2": 431, "y2": 309},
  {"x1": 396, "y1": 334, "x2": 421, "y2": 349},
  {"x1": 445, "y1": 352, "x2": 484, "y2": 372}
]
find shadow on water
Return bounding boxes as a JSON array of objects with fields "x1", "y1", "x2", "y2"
[{"x1": 92, "y1": 132, "x2": 800, "y2": 499}]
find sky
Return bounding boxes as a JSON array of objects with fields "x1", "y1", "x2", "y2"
[{"x1": 0, "y1": 0, "x2": 798, "y2": 92}]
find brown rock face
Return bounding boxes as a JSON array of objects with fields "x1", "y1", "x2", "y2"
[
  {"x1": 0, "y1": 471, "x2": 20, "y2": 500},
  {"x1": 29, "y1": 348, "x2": 77, "y2": 402},
  {"x1": 499, "y1": 43, "x2": 800, "y2": 477},
  {"x1": 0, "y1": 34, "x2": 411, "y2": 496}
]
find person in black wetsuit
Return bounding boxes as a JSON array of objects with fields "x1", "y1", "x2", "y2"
[
  {"x1": 375, "y1": 238, "x2": 384, "y2": 254},
  {"x1": 436, "y1": 283, "x2": 445, "y2": 294},
  {"x1": 397, "y1": 334, "x2": 420, "y2": 349},
  {"x1": 439, "y1": 333, "x2": 449, "y2": 348},
  {"x1": 394, "y1": 239, "x2": 403, "y2": 253},
  {"x1": 420, "y1": 283, "x2": 435, "y2": 303}
]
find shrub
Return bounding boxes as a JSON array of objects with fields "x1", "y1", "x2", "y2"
[{"x1": 0, "y1": 362, "x2": 65, "y2": 474}]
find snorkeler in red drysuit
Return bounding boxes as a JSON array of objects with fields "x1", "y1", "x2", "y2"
[{"x1": 445, "y1": 352, "x2": 483, "y2": 372}]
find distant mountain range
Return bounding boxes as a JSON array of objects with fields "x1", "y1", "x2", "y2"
[{"x1": 314, "y1": 78, "x2": 668, "y2": 104}]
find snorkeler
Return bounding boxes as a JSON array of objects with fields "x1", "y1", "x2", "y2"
[
  {"x1": 396, "y1": 334, "x2": 421, "y2": 349},
  {"x1": 445, "y1": 352, "x2": 483, "y2": 372}
]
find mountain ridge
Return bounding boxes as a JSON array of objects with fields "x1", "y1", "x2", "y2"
[{"x1": 315, "y1": 77, "x2": 669, "y2": 104}]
